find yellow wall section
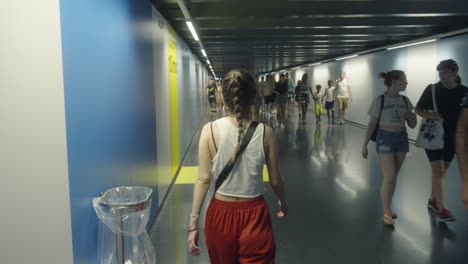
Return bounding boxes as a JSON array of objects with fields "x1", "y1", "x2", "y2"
[
  {"x1": 176, "y1": 165, "x2": 270, "y2": 184},
  {"x1": 168, "y1": 26, "x2": 183, "y2": 264},
  {"x1": 168, "y1": 26, "x2": 180, "y2": 176}
]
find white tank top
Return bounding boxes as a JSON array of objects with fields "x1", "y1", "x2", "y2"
[
  {"x1": 325, "y1": 87, "x2": 335, "y2": 102},
  {"x1": 211, "y1": 118, "x2": 266, "y2": 198}
]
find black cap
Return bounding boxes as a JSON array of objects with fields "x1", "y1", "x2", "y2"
[{"x1": 437, "y1": 59, "x2": 458, "y2": 71}]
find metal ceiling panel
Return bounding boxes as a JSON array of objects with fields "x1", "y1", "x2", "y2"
[{"x1": 153, "y1": 0, "x2": 468, "y2": 76}]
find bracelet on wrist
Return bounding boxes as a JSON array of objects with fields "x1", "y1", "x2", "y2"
[{"x1": 188, "y1": 227, "x2": 198, "y2": 233}]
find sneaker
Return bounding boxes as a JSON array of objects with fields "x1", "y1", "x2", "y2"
[
  {"x1": 439, "y1": 208, "x2": 456, "y2": 222},
  {"x1": 383, "y1": 214, "x2": 395, "y2": 226},
  {"x1": 427, "y1": 198, "x2": 440, "y2": 213}
]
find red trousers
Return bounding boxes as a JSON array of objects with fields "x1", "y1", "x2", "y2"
[{"x1": 204, "y1": 195, "x2": 276, "y2": 264}]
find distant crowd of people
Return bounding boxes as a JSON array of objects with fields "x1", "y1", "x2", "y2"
[{"x1": 253, "y1": 71, "x2": 352, "y2": 127}]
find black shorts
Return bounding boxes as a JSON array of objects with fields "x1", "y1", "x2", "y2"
[
  {"x1": 425, "y1": 140, "x2": 455, "y2": 162},
  {"x1": 264, "y1": 95, "x2": 274, "y2": 104}
]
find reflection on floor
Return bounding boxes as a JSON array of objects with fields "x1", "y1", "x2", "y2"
[{"x1": 151, "y1": 106, "x2": 468, "y2": 264}]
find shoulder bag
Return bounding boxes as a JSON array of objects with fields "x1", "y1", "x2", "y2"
[{"x1": 415, "y1": 85, "x2": 444, "y2": 150}]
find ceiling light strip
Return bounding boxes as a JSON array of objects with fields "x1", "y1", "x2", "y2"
[
  {"x1": 186, "y1": 21, "x2": 200, "y2": 41},
  {"x1": 336, "y1": 54, "x2": 358, "y2": 61},
  {"x1": 386, "y1": 39, "x2": 436, "y2": 50}
]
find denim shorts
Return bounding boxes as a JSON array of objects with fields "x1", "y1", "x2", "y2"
[{"x1": 376, "y1": 129, "x2": 409, "y2": 154}]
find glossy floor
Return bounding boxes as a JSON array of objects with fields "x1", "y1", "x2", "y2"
[{"x1": 151, "y1": 107, "x2": 468, "y2": 264}]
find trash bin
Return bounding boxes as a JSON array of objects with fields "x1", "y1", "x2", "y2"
[{"x1": 93, "y1": 186, "x2": 156, "y2": 264}]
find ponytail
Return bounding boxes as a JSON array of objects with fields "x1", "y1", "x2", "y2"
[{"x1": 378, "y1": 70, "x2": 405, "y2": 87}]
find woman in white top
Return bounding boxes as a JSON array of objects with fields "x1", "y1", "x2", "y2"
[
  {"x1": 187, "y1": 69, "x2": 288, "y2": 263},
  {"x1": 362, "y1": 70, "x2": 417, "y2": 226}
]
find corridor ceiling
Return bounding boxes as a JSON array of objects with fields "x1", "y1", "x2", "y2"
[{"x1": 152, "y1": 0, "x2": 468, "y2": 76}]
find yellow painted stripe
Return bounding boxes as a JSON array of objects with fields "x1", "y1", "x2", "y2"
[
  {"x1": 176, "y1": 165, "x2": 269, "y2": 184},
  {"x1": 168, "y1": 26, "x2": 180, "y2": 176},
  {"x1": 168, "y1": 26, "x2": 183, "y2": 264}
]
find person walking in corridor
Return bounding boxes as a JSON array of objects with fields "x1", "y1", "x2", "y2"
[
  {"x1": 324, "y1": 80, "x2": 336, "y2": 125},
  {"x1": 362, "y1": 70, "x2": 417, "y2": 226},
  {"x1": 415, "y1": 59, "x2": 468, "y2": 221},
  {"x1": 312, "y1": 84, "x2": 324, "y2": 124},
  {"x1": 187, "y1": 69, "x2": 288, "y2": 263},
  {"x1": 335, "y1": 71, "x2": 352, "y2": 125},
  {"x1": 295, "y1": 73, "x2": 313, "y2": 124},
  {"x1": 456, "y1": 91, "x2": 468, "y2": 209},
  {"x1": 206, "y1": 78, "x2": 217, "y2": 112}
]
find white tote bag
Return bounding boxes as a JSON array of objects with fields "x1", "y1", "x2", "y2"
[{"x1": 415, "y1": 85, "x2": 444, "y2": 150}]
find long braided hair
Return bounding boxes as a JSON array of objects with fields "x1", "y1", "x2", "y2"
[{"x1": 222, "y1": 69, "x2": 257, "y2": 161}]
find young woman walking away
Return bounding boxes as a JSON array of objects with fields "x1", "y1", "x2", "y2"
[
  {"x1": 187, "y1": 69, "x2": 288, "y2": 263},
  {"x1": 313, "y1": 84, "x2": 324, "y2": 124},
  {"x1": 362, "y1": 70, "x2": 417, "y2": 226},
  {"x1": 415, "y1": 59, "x2": 468, "y2": 222},
  {"x1": 295, "y1": 73, "x2": 313, "y2": 124},
  {"x1": 324, "y1": 80, "x2": 336, "y2": 125}
]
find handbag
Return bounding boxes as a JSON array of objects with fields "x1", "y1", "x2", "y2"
[
  {"x1": 370, "y1": 95, "x2": 384, "y2": 142},
  {"x1": 214, "y1": 121, "x2": 260, "y2": 193},
  {"x1": 415, "y1": 85, "x2": 444, "y2": 150}
]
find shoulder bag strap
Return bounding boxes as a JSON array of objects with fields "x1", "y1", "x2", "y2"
[
  {"x1": 431, "y1": 84, "x2": 438, "y2": 112},
  {"x1": 402, "y1": 95, "x2": 410, "y2": 112},
  {"x1": 214, "y1": 121, "x2": 259, "y2": 193},
  {"x1": 377, "y1": 95, "x2": 384, "y2": 122},
  {"x1": 210, "y1": 122, "x2": 218, "y2": 152}
]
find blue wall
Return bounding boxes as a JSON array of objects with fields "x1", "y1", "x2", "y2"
[{"x1": 60, "y1": 0, "x2": 158, "y2": 263}]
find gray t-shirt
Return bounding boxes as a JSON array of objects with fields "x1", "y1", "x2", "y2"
[{"x1": 368, "y1": 95, "x2": 414, "y2": 127}]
